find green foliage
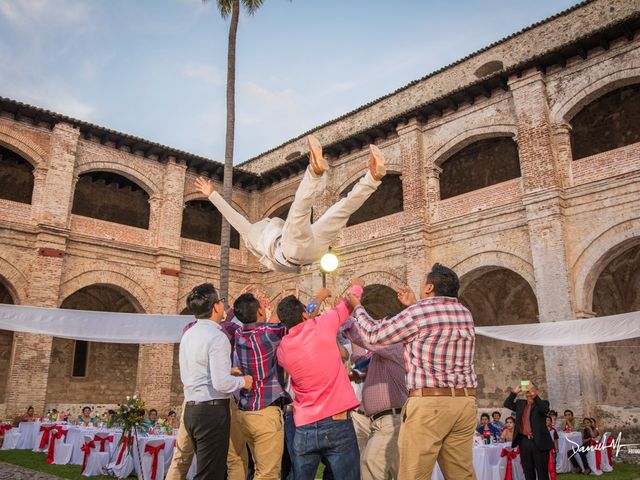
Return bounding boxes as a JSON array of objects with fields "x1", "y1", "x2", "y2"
[{"x1": 202, "y1": 0, "x2": 265, "y2": 19}]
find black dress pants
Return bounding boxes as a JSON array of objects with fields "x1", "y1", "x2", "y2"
[
  {"x1": 184, "y1": 401, "x2": 231, "y2": 480},
  {"x1": 519, "y1": 437, "x2": 550, "y2": 480}
]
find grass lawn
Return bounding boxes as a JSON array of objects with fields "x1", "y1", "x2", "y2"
[{"x1": 1, "y1": 450, "x2": 638, "y2": 479}]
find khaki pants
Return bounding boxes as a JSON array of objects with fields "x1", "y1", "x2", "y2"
[
  {"x1": 398, "y1": 396, "x2": 477, "y2": 480},
  {"x1": 362, "y1": 414, "x2": 401, "y2": 480},
  {"x1": 227, "y1": 401, "x2": 249, "y2": 480},
  {"x1": 166, "y1": 404, "x2": 195, "y2": 480},
  {"x1": 351, "y1": 411, "x2": 371, "y2": 461},
  {"x1": 236, "y1": 405, "x2": 284, "y2": 480}
]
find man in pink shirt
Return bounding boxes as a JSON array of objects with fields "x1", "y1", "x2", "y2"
[{"x1": 277, "y1": 282, "x2": 362, "y2": 480}]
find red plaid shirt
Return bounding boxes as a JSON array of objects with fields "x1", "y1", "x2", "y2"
[{"x1": 354, "y1": 297, "x2": 477, "y2": 390}]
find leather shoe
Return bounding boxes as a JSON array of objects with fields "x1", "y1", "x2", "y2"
[
  {"x1": 307, "y1": 135, "x2": 328, "y2": 176},
  {"x1": 369, "y1": 144, "x2": 386, "y2": 180}
]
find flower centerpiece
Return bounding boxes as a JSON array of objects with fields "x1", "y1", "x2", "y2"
[{"x1": 114, "y1": 395, "x2": 146, "y2": 439}]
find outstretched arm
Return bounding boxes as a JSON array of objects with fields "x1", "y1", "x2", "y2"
[{"x1": 195, "y1": 177, "x2": 252, "y2": 237}]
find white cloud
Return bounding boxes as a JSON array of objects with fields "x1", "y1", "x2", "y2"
[
  {"x1": 243, "y1": 81, "x2": 299, "y2": 111},
  {"x1": 183, "y1": 63, "x2": 225, "y2": 86},
  {"x1": 0, "y1": 0, "x2": 91, "y2": 28}
]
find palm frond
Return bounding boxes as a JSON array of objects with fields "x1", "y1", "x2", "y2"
[
  {"x1": 202, "y1": 0, "x2": 233, "y2": 19},
  {"x1": 241, "y1": 0, "x2": 264, "y2": 16}
]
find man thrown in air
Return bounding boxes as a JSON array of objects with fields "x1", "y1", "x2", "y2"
[{"x1": 195, "y1": 135, "x2": 386, "y2": 273}]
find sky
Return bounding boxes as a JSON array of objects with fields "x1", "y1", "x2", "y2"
[{"x1": 0, "y1": 0, "x2": 578, "y2": 164}]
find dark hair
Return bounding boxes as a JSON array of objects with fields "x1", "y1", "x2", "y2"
[
  {"x1": 108, "y1": 410, "x2": 116, "y2": 415},
  {"x1": 82, "y1": 406, "x2": 91, "y2": 413},
  {"x1": 187, "y1": 283, "x2": 219, "y2": 319},
  {"x1": 234, "y1": 293, "x2": 261, "y2": 324},
  {"x1": 149, "y1": 409, "x2": 158, "y2": 415},
  {"x1": 480, "y1": 413, "x2": 490, "y2": 420},
  {"x1": 52, "y1": 408, "x2": 58, "y2": 413},
  {"x1": 168, "y1": 410, "x2": 176, "y2": 417},
  {"x1": 277, "y1": 295, "x2": 306, "y2": 329},
  {"x1": 506, "y1": 417, "x2": 515, "y2": 424},
  {"x1": 549, "y1": 410, "x2": 558, "y2": 416},
  {"x1": 492, "y1": 411, "x2": 501, "y2": 418},
  {"x1": 27, "y1": 406, "x2": 33, "y2": 411},
  {"x1": 564, "y1": 409, "x2": 574, "y2": 416},
  {"x1": 426, "y1": 263, "x2": 460, "y2": 297}
]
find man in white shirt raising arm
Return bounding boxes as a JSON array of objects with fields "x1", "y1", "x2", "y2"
[{"x1": 180, "y1": 283, "x2": 253, "y2": 480}]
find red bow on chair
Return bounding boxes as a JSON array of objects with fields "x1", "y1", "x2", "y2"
[
  {"x1": 548, "y1": 449, "x2": 557, "y2": 480},
  {"x1": 46, "y1": 428, "x2": 68, "y2": 464},
  {"x1": 39, "y1": 424, "x2": 55, "y2": 449},
  {"x1": 80, "y1": 440, "x2": 96, "y2": 473},
  {"x1": 116, "y1": 435, "x2": 134, "y2": 465},
  {"x1": 501, "y1": 447, "x2": 520, "y2": 480},
  {"x1": 144, "y1": 443, "x2": 165, "y2": 480},
  {"x1": 606, "y1": 437, "x2": 614, "y2": 466},
  {"x1": 590, "y1": 439, "x2": 602, "y2": 470},
  {"x1": 94, "y1": 434, "x2": 114, "y2": 452},
  {"x1": 0, "y1": 425, "x2": 12, "y2": 434}
]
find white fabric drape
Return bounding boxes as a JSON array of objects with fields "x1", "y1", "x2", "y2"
[{"x1": 0, "y1": 303, "x2": 638, "y2": 346}]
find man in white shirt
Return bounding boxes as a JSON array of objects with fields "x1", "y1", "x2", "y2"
[
  {"x1": 180, "y1": 283, "x2": 253, "y2": 480},
  {"x1": 195, "y1": 135, "x2": 386, "y2": 273}
]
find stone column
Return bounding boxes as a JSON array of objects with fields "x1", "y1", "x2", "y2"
[
  {"x1": 510, "y1": 70, "x2": 599, "y2": 414},
  {"x1": 5, "y1": 122, "x2": 79, "y2": 418},
  {"x1": 425, "y1": 165, "x2": 442, "y2": 223},
  {"x1": 135, "y1": 159, "x2": 187, "y2": 412},
  {"x1": 551, "y1": 122, "x2": 574, "y2": 189},
  {"x1": 396, "y1": 119, "x2": 429, "y2": 292}
]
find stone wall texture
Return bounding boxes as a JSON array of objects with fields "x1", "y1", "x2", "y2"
[{"x1": 0, "y1": 0, "x2": 638, "y2": 443}]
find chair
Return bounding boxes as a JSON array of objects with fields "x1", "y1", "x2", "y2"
[
  {"x1": 34, "y1": 424, "x2": 56, "y2": 452},
  {"x1": 81, "y1": 434, "x2": 111, "y2": 477},
  {"x1": 0, "y1": 426, "x2": 21, "y2": 450},
  {"x1": 600, "y1": 432, "x2": 614, "y2": 473},
  {"x1": 105, "y1": 435, "x2": 134, "y2": 479},
  {"x1": 47, "y1": 427, "x2": 73, "y2": 465},
  {"x1": 93, "y1": 433, "x2": 115, "y2": 456},
  {"x1": 142, "y1": 439, "x2": 166, "y2": 480}
]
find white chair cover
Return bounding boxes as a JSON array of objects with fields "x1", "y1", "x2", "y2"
[
  {"x1": 600, "y1": 432, "x2": 614, "y2": 473},
  {"x1": 81, "y1": 434, "x2": 110, "y2": 477},
  {"x1": 106, "y1": 439, "x2": 135, "y2": 479},
  {"x1": 34, "y1": 425, "x2": 55, "y2": 452},
  {"x1": 1, "y1": 430, "x2": 21, "y2": 450},
  {"x1": 51, "y1": 430, "x2": 74, "y2": 465},
  {"x1": 141, "y1": 438, "x2": 166, "y2": 480}
]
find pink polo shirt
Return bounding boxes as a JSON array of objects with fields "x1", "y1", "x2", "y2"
[{"x1": 277, "y1": 300, "x2": 360, "y2": 426}]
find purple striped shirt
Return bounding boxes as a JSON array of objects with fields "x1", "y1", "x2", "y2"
[{"x1": 354, "y1": 297, "x2": 477, "y2": 390}]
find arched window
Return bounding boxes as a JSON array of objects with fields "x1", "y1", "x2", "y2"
[
  {"x1": 439, "y1": 137, "x2": 520, "y2": 200},
  {"x1": 571, "y1": 84, "x2": 640, "y2": 160},
  {"x1": 72, "y1": 172, "x2": 150, "y2": 228},
  {"x1": 341, "y1": 174, "x2": 403, "y2": 227},
  {"x1": 0, "y1": 145, "x2": 34, "y2": 204},
  {"x1": 269, "y1": 202, "x2": 312, "y2": 222},
  {"x1": 181, "y1": 200, "x2": 240, "y2": 249}
]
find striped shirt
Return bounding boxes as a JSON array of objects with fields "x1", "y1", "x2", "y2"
[
  {"x1": 354, "y1": 297, "x2": 477, "y2": 390},
  {"x1": 235, "y1": 322, "x2": 288, "y2": 411}
]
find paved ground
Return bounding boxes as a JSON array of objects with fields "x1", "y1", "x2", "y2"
[{"x1": 0, "y1": 461, "x2": 61, "y2": 479}]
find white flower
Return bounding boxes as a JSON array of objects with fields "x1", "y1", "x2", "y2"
[{"x1": 126, "y1": 396, "x2": 130, "y2": 400}]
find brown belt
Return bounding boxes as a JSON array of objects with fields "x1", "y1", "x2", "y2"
[{"x1": 409, "y1": 387, "x2": 476, "y2": 397}]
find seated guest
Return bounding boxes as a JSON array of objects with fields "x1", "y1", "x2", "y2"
[
  {"x1": 233, "y1": 292, "x2": 289, "y2": 479},
  {"x1": 78, "y1": 406, "x2": 94, "y2": 426},
  {"x1": 147, "y1": 409, "x2": 159, "y2": 427},
  {"x1": 166, "y1": 410, "x2": 178, "y2": 428},
  {"x1": 277, "y1": 280, "x2": 362, "y2": 480},
  {"x1": 569, "y1": 417, "x2": 594, "y2": 474},
  {"x1": 589, "y1": 417, "x2": 601, "y2": 438},
  {"x1": 546, "y1": 416, "x2": 559, "y2": 468},
  {"x1": 492, "y1": 411, "x2": 505, "y2": 431},
  {"x1": 560, "y1": 409, "x2": 580, "y2": 432},
  {"x1": 549, "y1": 409, "x2": 560, "y2": 430},
  {"x1": 476, "y1": 413, "x2": 501, "y2": 442},
  {"x1": 20, "y1": 406, "x2": 36, "y2": 422},
  {"x1": 500, "y1": 417, "x2": 515, "y2": 443}
]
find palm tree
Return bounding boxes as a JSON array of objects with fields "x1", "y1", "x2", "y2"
[{"x1": 204, "y1": 0, "x2": 263, "y2": 305}]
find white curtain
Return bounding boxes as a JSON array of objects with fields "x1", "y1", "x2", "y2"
[{"x1": 0, "y1": 303, "x2": 638, "y2": 346}]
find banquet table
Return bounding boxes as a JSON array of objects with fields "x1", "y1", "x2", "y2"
[
  {"x1": 17, "y1": 421, "x2": 42, "y2": 450},
  {"x1": 556, "y1": 431, "x2": 583, "y2": 473},
  {"x1": 66, "y1": 426, "x2": 123, "y2": 465},
  {"x1": 431, "y1": 442, "x2": 523, "y2": 480}
]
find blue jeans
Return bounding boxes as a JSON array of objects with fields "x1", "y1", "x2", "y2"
[{"x1": 290, "y1": 414, "x2": 359, "y2": 480}]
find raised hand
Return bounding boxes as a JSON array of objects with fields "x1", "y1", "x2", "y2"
[
  {"x1": 351, "y1": 277, "x2": 365, "y2": 287},
  {"x1": 345, "y1": 293, "x2": 361, "y2": 310},
  {"x1": 315, "y1": 287, "x2": 332, "y2": 300},
  {"x1": 195, "y1": 177, "x2": 214, "y2": 197},
  {"x1": 397, "y1": 286, "x2": 417, "y2": 306},
  {"x1": 512, "y1": 384, "x2": 522, "y2": 394}
]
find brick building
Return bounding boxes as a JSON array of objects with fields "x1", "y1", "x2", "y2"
[{"x1": 0, "y1": 0, "x2": 638, "y2": 435}]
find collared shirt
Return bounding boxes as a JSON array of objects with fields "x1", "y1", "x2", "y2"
[
  {"x1": 235, "y1": 322, "x2": 288, "y2": 411},
  {"x1": 354, "y1": 297, "x2": 477, "y2": 390},
  {"x1": 342, "y1": 316, "x2": 407, "y2": 416},
  {"x1": 179, "y1": 319, "x2": 245, "y2": 402},
  {"x1": 277, "y1": 301, "x2": 360, "y2": 427},
  {"x1": 220, "y1": 315, "x2": 243, "y2": 353}
]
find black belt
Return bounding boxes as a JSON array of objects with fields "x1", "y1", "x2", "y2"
[
  {"x1": 356, "y1": 408, "x2": 402, "y2": 421},
  {"x1": 186, "y1": 399, "x2": 230, "y2": 406}
]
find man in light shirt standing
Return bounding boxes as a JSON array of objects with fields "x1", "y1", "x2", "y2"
[{"x1": 180, "y1": 283, "x2": 253, "y2": 480}]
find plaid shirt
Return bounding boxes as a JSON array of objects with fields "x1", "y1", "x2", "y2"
[
  {"x1": 235, "y1": 322, "x2": 288, "y2": 411},
  {"x1": 354, "y1": 297, "x2": 477, "y2": 390}
]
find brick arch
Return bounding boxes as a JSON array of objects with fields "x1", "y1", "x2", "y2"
[
  {"x1": 0, "y1": 124, "x2": 47, "y2": 168},
  {"x1": 59, "y1": 270, "x2": 152, "y2": 313},
  {"x1": 453, "y1": 251, "x2": 536, "y2": 297},
  {"x1": 183, "y1": 191, "x2": 249, "y2": 219},
  {"x1": 263, "y1": 195, "x2": 296, "y2": 219},
  {"x1": 75, "y1": 162, "x2": 160, "y2": 197},
  {"x1": 0, "y1": 256, "x2": 29, "y2": 304},
  {"x1": 336, "y1": 166, "x2": 403, "y2": 196},
  {"x1": 573, "y1": 218, "x2": 640, "y2": 313},
  {"x1": 431, "y1": 126, "x2": 518, "y2": 167},
  {"x1": 552, "y1": 67, "x2": 640, "y2": 123},
  {"x1": 338, "y1": 271, "x2": 405, "y2": 297}
]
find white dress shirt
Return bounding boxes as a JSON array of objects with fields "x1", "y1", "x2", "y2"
[{"x1": 179, "y1": 319, "x2": 245, "y2": 401}]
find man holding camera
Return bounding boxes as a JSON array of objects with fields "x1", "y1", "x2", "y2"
[{"x1": 503, "y1": 381, "x2": 553, "y2": 480}]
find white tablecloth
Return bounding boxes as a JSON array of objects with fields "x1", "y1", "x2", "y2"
[
  {"x1": 431, "y1": 443, "x2": 517, "y2": 480},
  {"x1": 16, "y1": 421, "x2": 41, "y2": 449},
  {"x1": 556, "y1": 431, "x2": 583, "y2": 473},
  {"x1": 66, "y1": 427, "x2": 123, "y2": 465},
  {"x1": 131, "y1": 434, "x2": 176, "y2": 480}
]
